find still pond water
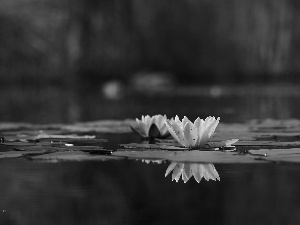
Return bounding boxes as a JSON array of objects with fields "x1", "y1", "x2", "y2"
[{"x1": 1, "y1": 85, "x2": 300, "y2": 225}]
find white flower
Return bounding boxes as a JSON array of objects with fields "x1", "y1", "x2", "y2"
[
  {"x1": 165, "y1": 162, "x2": 220, "y2": 183},
  {"x1": 131, "y1": 115, "x2": 170, "y2": 138},
  {"x1": 165, "y1": 115, "x2": 220, "y2": 149}
]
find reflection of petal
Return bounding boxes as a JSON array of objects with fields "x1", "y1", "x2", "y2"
[
  {"x1": 183, "y1": 163, "x2": 192, "y2": 183},
  {"x1": 200, "y1": 164, "x2": 210, "y2": 181},
  {"x1": 165, "y1": 162, "x2": 177, "y2": 177},
  {"x1": 192, "y1": 164, "x2": 202, "y2": 183},
  {"x1": 200, "y1": 164, "x2": 220, "y2": 181},
  {"x1": 165, "y1": 162, "x2": 220, "y2": 183},
  {"x1": 172, "y1": 163, "x2": 184, "y2": 182},
  {"x1": 142, "y1": 159, "x2": 163, "y2": 164}
]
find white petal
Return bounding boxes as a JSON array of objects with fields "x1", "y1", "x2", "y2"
[
  {"x1": 197, "y1": 119, "x2": 205, "y2": 146},
  {"x1": 208, "y1": 117, "x2": 220, "y2": 138},
  {"x1": 225, "y1": 139, "x2": 239, "y2": 146},
  {"x1": 198, "y1": 117, "x2": 218, "y2": 146},
  {"x1": 144, "y1": 115, "x2": 151, "y2": 126},
  {"x1": 171, "y1": 122, "x2": 186, "y2": 147},
  {"x1": 155, "y1": 115, "x2": 164, "y2": 130},
  {"x1": 198, "y1": 128, "x2": 211, "y2": 147},
  {"x1": 182, "y1": 116, "x2": 192, "y2": 128},
  {"x1": 165, "y1": 121, "x2": 184, "y2": 146},
  {"x1": 130, "y1": 125, "x2": 147, "y2": 138},
  {"x1": 183, "y1": 122, "x2": 192, "y2": 148},
  {"x1": 160, "y1": 123, "x2": 169, "y2": 136},
  {"x1": 190, "y1": 128, "x2": 198, "y2": 147},
  {"x1": 174, "y1": 115, "x2": 182, "y2": 127},
  {"x1": 136, "y1": 120, "x2": 148, "y2": 136},
  {"x1": 193, "y1": 117, "x2": 200, "y2": 129},
  {"x1": 175, "y1": 115, "x2": 181, "y2": 123},
  {"x1": 145, "y1": 116, "x2": 155, "y2": 134}
]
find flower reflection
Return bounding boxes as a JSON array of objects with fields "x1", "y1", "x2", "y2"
[
  {"x1": 165, "y1": 162, "x2": 220, "y2": 183},
  {"x1": 131, "y1": 115, "x2": 170, "y2": 138},
  {"x1": 141, "y1": 159, "x2": 163, "y2": 164},
  {"x1": 165, "y1": 115, "x2": 220, "y2": 149}
]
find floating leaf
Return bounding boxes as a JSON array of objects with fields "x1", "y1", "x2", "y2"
[
  {"x1": 112, "y1": 150, "x2": 175, "y2": 160},
  {"x1": 248, "y1": 148, "x2": 300, "y2": 163},
  {"x1": 36, "y1": 133, "x2": 96, "y2": 139},
  {"x1": 165, "y1": 150, "x2": 265, "y2": 164},
  {"x1": 38, "y1": 138, "x2": 107, "y2": 145},
  {"x1": 235, "y1": 141, "x2": 300, "y2": 147},
  {"x1": 119, "y1": 140, "x2": 238, "y2": 151},
  {"x1": 0, "y1": 151, "x2": 25, "y2": 158},
  {"x1": 30, "y1": 151, "x2": 122, "y2": 162},
  {"x1": 0, "y1": 150, "x2": 50, "y2": 159},
  {"x1": 0, "y1": 142, "x2": 37, "y2": 147},
  {"x1": 119, "y1": 143, "x2": 161, "y2": 149},
  {"x1": 63, "y1": 146, "x2": 112, "y2": 154},
  {"x1": 112, "y1": 149, "x2": 265, "y2": 164}
]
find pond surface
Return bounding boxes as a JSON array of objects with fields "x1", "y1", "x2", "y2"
[
  {"x1": 1, "y1": 85, "x2": 300, "y2": 225},
  {"x1": 1, "y1": 117, "x2": 300, "y2": 224},
  {"x1": 1, "y1": 158, "x2": 300, "y2": 225}
]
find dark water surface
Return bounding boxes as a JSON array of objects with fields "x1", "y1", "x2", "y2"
[{"x1": 1, "y1": 157, "x2": 300, "y2": 225}]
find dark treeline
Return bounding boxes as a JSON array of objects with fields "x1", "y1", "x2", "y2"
[{"x1": 1, "y1": 0, "x2": 300, "y2": 87}]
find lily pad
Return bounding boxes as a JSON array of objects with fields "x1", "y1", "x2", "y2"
[
  {"x1": 0, "y1": 142, "x2": 38, "y2": 147},
  {"x1": 112, "y1": 150, "x2": 176, "y2": 160},
  {"x1": 119, "y1": 139, "x2": 238, "y2": 151},
  {"x1": 248, "y1": 148, "x2": 300, "y2": 163},
  {"x1": 235, "y1": 141, "x2": 300, "y2": 147},
  {"x1": 63, "y1": 146, "x2": 112, "y2": 154},
  {"x1": 0, "y1": 150, "x2": 50, "y2": 159},
  {"x1": 165, "y1": 150, "x2": 264, "y2": 164},
  {"x1": 112, "y1": 149, "x2": 265, "y2": 164},
  {"x1": 36, "y1": 133, "x2": 96, "y2": 139},
  {"x1": 30, "y1": 151, "x2": 123, "y2": 162}
]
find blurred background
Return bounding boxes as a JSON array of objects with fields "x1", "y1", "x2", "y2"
[{"x1": 1, "y1": 0, "x2": 300, "y2": 123}]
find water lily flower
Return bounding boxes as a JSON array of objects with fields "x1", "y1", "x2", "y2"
[
  {"x1": 165, "y1": 162, "x2": 220, "y2": 183},
  {"x1": 131, "y1": 115, "x2": 170, "y2": 138},
  {"x1": 165, "y1": 115, "x2": 220, "y2": 149}
]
